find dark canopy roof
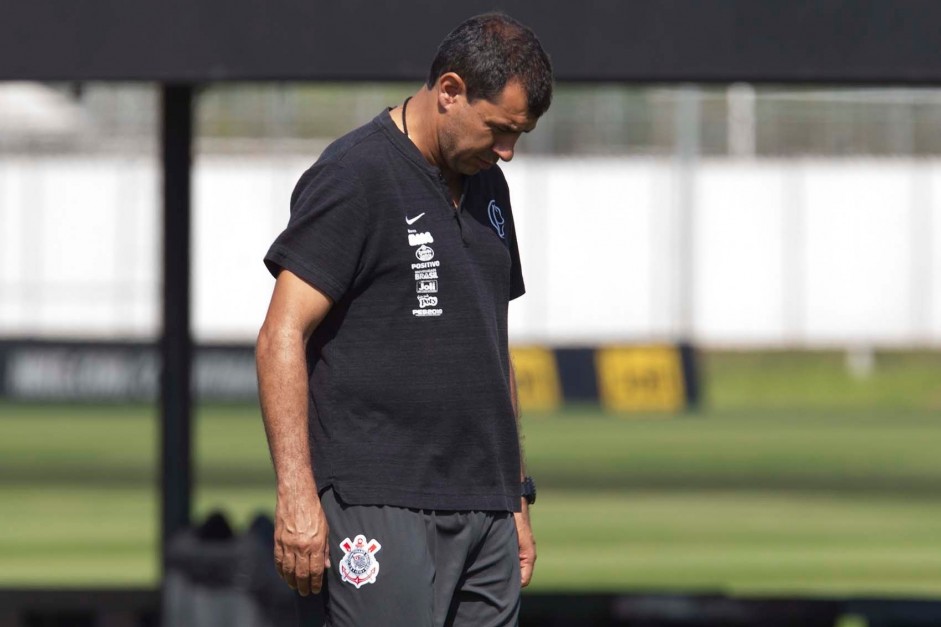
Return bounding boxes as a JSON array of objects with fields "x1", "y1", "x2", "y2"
[{"x1": 3, "y1": 0, "x2": 941, "y2": 84}]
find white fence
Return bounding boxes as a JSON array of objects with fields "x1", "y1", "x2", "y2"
[{"x1": 1, "y1": 154, "x2": 940, "y2": 347}]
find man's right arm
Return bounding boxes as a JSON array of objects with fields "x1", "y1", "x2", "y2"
[{"x1": 256, "y1": 269, "x2": 333, "y2": 597}]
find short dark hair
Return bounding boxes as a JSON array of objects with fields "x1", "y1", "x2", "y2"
[{"x1": 427, "y1": 13, "x2": 553, "y2": 118}]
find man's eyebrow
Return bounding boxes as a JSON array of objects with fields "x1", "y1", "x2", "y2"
[{"x1": 493, "y1": 122, "x2": 528, "y2": 133}]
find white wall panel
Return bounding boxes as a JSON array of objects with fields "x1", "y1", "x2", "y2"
[
  {"x1": 1, "y1": 156, "x2": 158, "y2": 337},
  {"x1": 38, "y1": 160, "x2": 121, "y2": 284},
  {"x1": 505, "y1": 157, "x2": 663, "y2": 343},
  {"x1": 694, "y1": 163, "x2": 786, "y2": 344},
  {"x1": 193, "y1": 155, "x2": 311, "y2": 341},
  {"x1": 2, "y1": 155, "x2": 941, "y2": 347},
  {"x1": 801, "y1": 162, "x2": 913, "y2": 343},
  {"x1": 0, "y1": 159, "x2": 27, "y2": 329},
  {"x1": 927, "y1": 164, "x2": 941, "y2": 338},
  {"x1": 549, "y1": 158, "x2": 659, "y2": 342}
]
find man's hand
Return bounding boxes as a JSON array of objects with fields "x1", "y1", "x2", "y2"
[
  {"x1": 274, "y1": 487, "x2": 331, "y2": 596},
  {"x1": 515, "y1": 501, "x2": 536, "y2": 587}
]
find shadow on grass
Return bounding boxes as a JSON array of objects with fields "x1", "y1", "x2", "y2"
[{"x1": 6, "y1": 462, "x2": 941, "y2": 500}]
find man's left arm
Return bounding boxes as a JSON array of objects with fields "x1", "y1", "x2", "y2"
[{"x1": 510, "y1": 360, "x2": 536, "y2": 587}]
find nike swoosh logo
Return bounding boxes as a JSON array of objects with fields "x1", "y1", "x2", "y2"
[{"x1": 405, "y1": 213, "x2": 426, "y2": 225}]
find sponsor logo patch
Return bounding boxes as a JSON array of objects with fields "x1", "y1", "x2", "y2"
[
  {"x1": 405, "y1": 212, "x2": 425, "y2": 226},
  {"x1": 487, "y1": 200, "x2": 506, "y2": 239},
  {"x1": 408, "y1": 232, "x2": 434, "y2": 246},
  {"x1": 415, "y1": 245, "x2": 435, "y2": 261},
  {"x1": 409, "y1": 250, "x2": 441, "y2": 317},
  {"x1": 416, "y1": 280, "x2": 438, "y2": 294},
  {"x1": 339, "y1": 535, "x2": 382, "y2": 589}
]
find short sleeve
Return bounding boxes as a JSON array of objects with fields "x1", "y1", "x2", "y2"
[
  {"x1": 264, "y1": 161, "x2": 368, "y2": 302},
  {"x1": 505, "y1": 200, "x2": 526, "y2": 301}
]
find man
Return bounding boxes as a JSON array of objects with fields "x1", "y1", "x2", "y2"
[{"x1": 256, "y1": 12, "x2": 552, "y2": 626}]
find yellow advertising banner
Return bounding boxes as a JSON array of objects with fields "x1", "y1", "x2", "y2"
[
  {"x1": 595, "y1": 346, "x2": 686, "y2": 412},
  {"x1": 510, "y1": 347, "x2": 562, "y2": 412}
]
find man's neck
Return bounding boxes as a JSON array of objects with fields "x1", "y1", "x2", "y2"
[{"x1": 392, "y1": 89, "x2": 460, "y2": 191}]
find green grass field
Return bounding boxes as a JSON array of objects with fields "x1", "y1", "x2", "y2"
[{"x1": 2, "y1": 350, "x2": 941, "y2": 596}]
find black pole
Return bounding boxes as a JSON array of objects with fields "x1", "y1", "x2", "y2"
[{"x1": 160, "y1": 83, "x2": 194, "y2": 568}]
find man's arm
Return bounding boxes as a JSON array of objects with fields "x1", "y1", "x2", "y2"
[
  {"x1": 509, "y1": 360, "x2": 536, "y2": 587},
  {"x1": 256, "y1": 269, "x2": 333, "y2": 597}
]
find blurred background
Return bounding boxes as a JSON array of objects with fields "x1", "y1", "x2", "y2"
[{"x1": 2, "y1": 80, "x2": 941, "y2": 626}]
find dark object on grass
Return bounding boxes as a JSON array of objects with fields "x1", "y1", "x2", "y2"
[{"x1": 163, "y1": 512, "x2": 314, "y2": 627}]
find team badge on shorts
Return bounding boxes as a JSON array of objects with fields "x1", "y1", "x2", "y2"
[{"x1": 338, "y1": 534, "x2": 382, "y2": 588}]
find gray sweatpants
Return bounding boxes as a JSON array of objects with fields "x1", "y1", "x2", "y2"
[{"x1": 306, "y1": 487, "x2": 521, "y2": 627}]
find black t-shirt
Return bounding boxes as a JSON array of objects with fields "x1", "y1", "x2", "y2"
[{"x1": 264, "y1": 110, "x2": 525, "y2": 512}]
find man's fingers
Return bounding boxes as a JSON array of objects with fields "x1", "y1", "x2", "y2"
[
  {"x1": 520, "y1": 555, "x2": 535, "y2": 587},
  {"x1": 514, "y1": 510, "x2": 536, "y2": 589},
  {"x1": 307, "y1": 544, "x2": 326, "y2": 594},
  {"x1": 276, "y1": 540, "x2": 325, "y2": 595},
  {"x1": 274, "y1": 495, "x2": 329, "y2": 594},
  {"x1": 295, "y1": 552, "x2": 311, "y2": 596},
  {"x1": 521, "y1": 565, "x2": 533, "y2": 587},
  {"x1": 281, "y1": 550, "x2": 298, "y2": 590},
  {"x1": 309, "y1": 567, "x2": 324, "y2": 594},
  {"x1": 519, "y1": 541, "x2": 536, "y2": 587},
  {"x1": 274, "y1": 542, "x2": 285, "y2": 579},
  {"x1": 301, "y1": 539, "x2": 329, "y2": 595}
]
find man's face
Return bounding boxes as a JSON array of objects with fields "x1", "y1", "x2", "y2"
[{"x1": 438, "y1": 78, "x2": 538, "y2": 177}]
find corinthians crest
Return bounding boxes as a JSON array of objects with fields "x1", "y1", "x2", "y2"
[{"x1": 338, "y1": 534, "x2": 382, "y2": 588}]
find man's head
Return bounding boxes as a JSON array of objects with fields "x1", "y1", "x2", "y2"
[
  {"x1": 427, "y1": 13, "x2": 553, "y2": 119},
  {"x1": 425, "y1": 13, "x2": 553, "y2": 176}
]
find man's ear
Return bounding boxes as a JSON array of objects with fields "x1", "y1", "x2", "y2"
[{"x1": 436, "y1": 72, "x2": 467, "y2": 109}]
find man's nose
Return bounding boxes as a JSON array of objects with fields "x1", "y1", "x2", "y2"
[{"x1": 493, "y1": 137, "x2": 519, "y2": 162}]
